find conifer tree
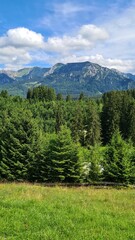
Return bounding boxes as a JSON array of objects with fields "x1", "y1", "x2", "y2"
[
  {"x1": 55, "y1": 103, "x2": 65, "y2": 133},
  {"x1": 57, "y1": 93, "x2": 63, "y2": 101},
  {"x1": 0, "y1": 109, "x2": 41, "y2": 181},
  {"x1": 101, "y1": 92, "x2": 121, "y2": 144},
  {"x1": 71, "y1": 103, "x2": 84, "y2": 143},
  {"x1": 103, "y1": 131, "x2": 134, "y2": 183},
  {"x1": 127, "y1": 101, "x2": 135, "y2": 144},
  {"x1": 85, "y1": 101, "x2": 101, "y2": 146},
  {"x1": 88, "y1": 145, "x2": 103, "y2": 182},
  {"x1": 66, "y1": 94, "x2": 72, "y2": 101},
  {"x1": 47, "y1": 126, "x2": 81, "y2": 182}
]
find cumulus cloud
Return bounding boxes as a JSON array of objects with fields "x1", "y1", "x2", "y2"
[
  {"x1": 0, "y1": 27, "x2": 45, "y2": 69},
  {"x1": 0, "y1": 18, "x2": 134, "y2": 74},
  {"x1": 0, "y1": 27, "x2": 44, "y2": 49},
  {"x1": 79, "y1": 25, "x2": 109, "y2": 41},
  {"x1": 0, "y1": 46, "x2": 32, "y2": 70},
  {"x1": 44, "y1": 24, "x2": 109, "y2": 53},
  {"x1": 0, "y1": 25, "x2": 109, "y2": 69}
]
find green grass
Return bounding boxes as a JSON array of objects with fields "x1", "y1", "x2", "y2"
[{"x1": 0, "y1": 183, "x2": 135, "y2": 240}]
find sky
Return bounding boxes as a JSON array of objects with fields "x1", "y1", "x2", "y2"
[{"x1": 0, "y1": 0, "x2": 135, "y2": 73}]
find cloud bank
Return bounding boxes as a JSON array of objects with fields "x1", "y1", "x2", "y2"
[{"x1": 0, "y1": 25, "x2": 109, "y2": 70}]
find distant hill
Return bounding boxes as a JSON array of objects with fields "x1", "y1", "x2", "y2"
[{"x1": 0, "y1": 61, "x2": 135, "y2": 97}]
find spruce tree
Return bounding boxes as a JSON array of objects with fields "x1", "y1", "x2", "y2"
[
  {"x1": 47, "y1": 125, "x2": 81, "y2": 182},
  {"x1": 55, "y1": 103, "x2": 65, "y2": 133},
  {"x1": 103, "y1": 131, "x2": 134, "y2": 183},
  {"x1": 71, "y1": 103, "x2": 84, "y2": 143},
  {"x1": 0, "y1": 109, "x2": 41, "y2": 181},
  {"x1": 85, "y1": 101, "x2": 101, "y2": 146},
  {"x1": 101, "y1": 91, "x2": 121, "y2": 144}
]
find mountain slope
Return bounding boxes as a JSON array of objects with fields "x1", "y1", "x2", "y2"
[
  {"x1": 40, "y1": 62, "x2": 133, "y2": 96},
  {"x1": 0, "y1": 73, "x2": 15, "y2": 84},
  {"x1": 0, "y1": 61, "x2": 134, "y2": 97}
]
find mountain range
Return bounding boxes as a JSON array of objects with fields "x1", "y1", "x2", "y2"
[{"x1": 0, "y1": 61, "x2": 135, "y2": 97}]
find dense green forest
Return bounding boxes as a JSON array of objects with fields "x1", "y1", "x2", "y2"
[{"x1": 0, "y1": 86, "x2": 135, "y2": 184}]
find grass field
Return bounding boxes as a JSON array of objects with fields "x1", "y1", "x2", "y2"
[{"x1": 0, "y1": 183, "x2": 135, "y2": 240}]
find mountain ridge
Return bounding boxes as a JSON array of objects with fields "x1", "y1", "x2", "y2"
[{"x1": 0, "y1": 61, "x2": 135, "y2": 97}]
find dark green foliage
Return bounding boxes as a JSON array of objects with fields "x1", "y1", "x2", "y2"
[
  {"x1": 101, "y1": 91, "x2": 121, "y2": 144},
  {"x1": 27, "y1": 86, "x2": 56, "y2": 101},
  {"x1": 55, "y1": 103, "x2": 65, "y2": 133},
  {"x1": 101, "y1": 90, "x2": 135, "y2": 146},
  {"x1": 66, "y1": 94, "x2": 72, "y2": 101},
  {"x1": 0, "y1": 90, "x2": 8, "y2": 98},
  {"x1": 88, "y1": 145, "x2": 103, "y2": 182},
  {"x1": 31, "y1": 133, "x2": 53, "y2": 182},
  {"x1": 57, "y1": 93, "x2": 63, "y2": 101},
  {"x1": 47, "y1": 126, "x2": 81, "y2": 182},
  {"x1": 0, "y1": 109, "x2": 41, "y2": 181},
  {"x1": 84, "y1": 101, "x2": 101, "y2": 146},
  {"x1": 103, "y1": 131, "x2": 135, "y2": 183},
  {"x1": 127, "y1": 101, "x2": 135, "y2": 144},
  {"x1": 0, "y1": 88, "x2": 135, "y2": 184},
  {"x1": 71, "y1": 103, "x2": 84, "y2": 143},
  {"x1": 79, "y1": 92, "x2": 85, "y2": 101}
]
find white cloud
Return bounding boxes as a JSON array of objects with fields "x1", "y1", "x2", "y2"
[
  {"x1": 0, "y1": 25, "x2": 109, "y2": 69},
  {"x1": 44, "y1": 24, "x2": 109, "y2": 53},
  {"x1": 0, "y1": 27, "x2": 45, "y2": 69},
  {"x1": 79, "y1": 25, "x2": 109, "y2": 41},
  {"x1": 17, "y1": 1, "x2": 135, "y2": 74},
  {"x1": 0, "y1": 27, "x2": 44, "y2": 48},
  {"x1": 0, "y1": 13, "x2": 135, "y2": 74},
  {"x1": 0, "y1": 50, "x2": 32, "y2": 70}
]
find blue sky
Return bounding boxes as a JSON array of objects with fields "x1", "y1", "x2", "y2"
[{"x1": 0, "y1": 0, "x2": 135, "y2": 73}]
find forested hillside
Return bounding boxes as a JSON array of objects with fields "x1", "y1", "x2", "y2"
[{"x1": 0, "y1": 87, "x2": 135, "y2": 184}]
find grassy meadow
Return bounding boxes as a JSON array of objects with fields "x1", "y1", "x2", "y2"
[{"x1": 0, "y1": 183, "x2": 135, "y2": 240}]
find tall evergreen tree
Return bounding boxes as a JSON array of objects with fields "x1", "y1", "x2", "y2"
[
  {"x1": 103, "y1": 131, "x2": 134, "y2": 183},
  {"x1": 47, "y1": 126, "x2": 81, "y2": 182},
  {"x1": 101, "y1": 91, "x2": 121, "y2": 144},
  {"x1": 66, "y1": 94, "x2": 72, "y2": 102},
  {"x1": 127, "y1": 101, "x2": 135, "y2": 145},
  {"x1": 85, "y1": 101, "x2": 101, "y2": 146},
  {"x1": 0, "y1": 109, "x2": 41, "y2": 181},
  {"x1": 71, "y1": 103, "x2": 84, "y2": 143},
  {"x1": 55, "y1": 103, "x2": 65, "y2": 133},
  {"x1": 57, "y1": 93, "x2": 63, "y2": 101}
]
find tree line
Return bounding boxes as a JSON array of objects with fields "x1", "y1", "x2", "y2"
[{"x1": 0, "y1": 87, "x2": 135, "y2": 184}]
